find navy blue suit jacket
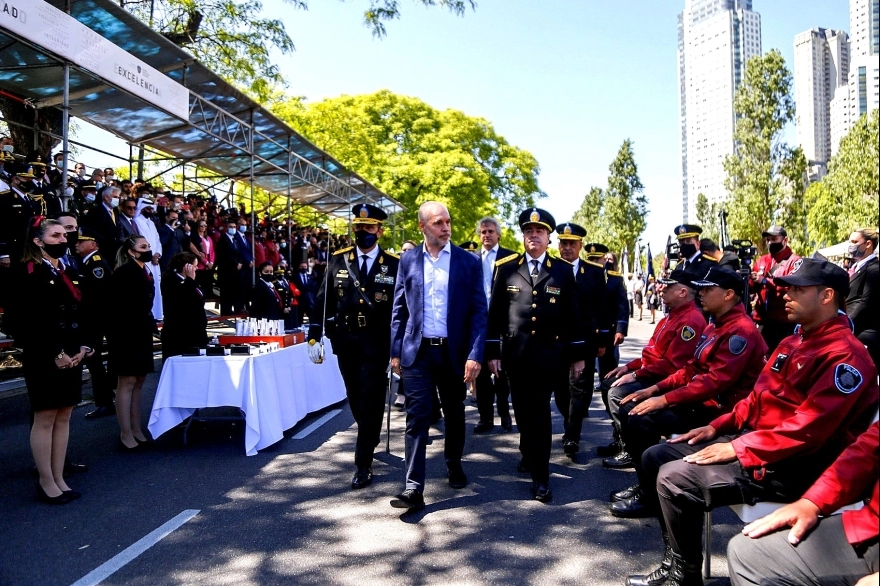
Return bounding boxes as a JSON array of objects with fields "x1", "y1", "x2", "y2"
[{"x1": 390, "y1": 243, "x2": 487, "y2": 376}]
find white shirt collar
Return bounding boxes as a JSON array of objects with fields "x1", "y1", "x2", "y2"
[
  {"x1": 356, "y1": 245, "x2": 380, "y2": 261},
  {"x1": 853, "y1": 251, "x2": 877, "y2": 273},
  {"x1": 482, "y1": 244, "x2": 499, "y2": 256},
  {"x1": 525, "y1": 251, "x2": 547, "y2": 266}
]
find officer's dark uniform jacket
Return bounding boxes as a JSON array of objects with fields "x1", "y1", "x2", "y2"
[
  {"x1": 486, "y1": 253, "x2": 585, "y2": 366},
  {"x1": 599, "y1": 268, "x2": 629, "y2": 348},
  {"x1": 76, "y1": 251, "x2": 112, "y2": 350},
  {"x1": 624, "y1": 300, "x2": 706, "y2": 380},
  {"x1": 676, "y1": 252, "x2": 718, "y2": 275},
  {"x1": 0, "y1": 185, "x2": 41, "y2": 260},
  {"x1": 11, "y1": 260, "x2": 83, "y2": 359},
  {"x1": 309, "y1": 245, "x2": 400, "y2": 356},
  {"x1": 572, "y1": 258, "x2": 606, "y2": 359},
  {"x1": 709, "y1": 313, "x2": 879, "y2": 476},
  {"x1": 654, "y1": 303, "x2": 767, "y2": 412}
]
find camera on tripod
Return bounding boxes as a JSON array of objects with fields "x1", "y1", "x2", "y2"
[{"x1": 730, "y1": 239, "x2": 757, "y2": 268}]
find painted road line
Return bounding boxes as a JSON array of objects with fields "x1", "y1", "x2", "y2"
[
  {"x1": 292, "y1": 409, "x2": 342, "y2": 439},
  {"x1": 70, "y1": 509, "x2": 200, "y2": 586}
]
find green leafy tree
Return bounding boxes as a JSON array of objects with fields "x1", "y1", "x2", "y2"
[
  {"x1": 806, "y1": 109, "x2": 880, "y2": 247},
  {"x1": 723, "y1": 49, "x2": 807, "y2": 254},
  {"x1": 273, "y1": 90, "x2": 544, "y2": 246},
  {"x1": 572, "y1": 140, "x2": 648, "y2": 257},
  {"x1": 694, "y1": 192, "x2": 721, "y2": 243}
]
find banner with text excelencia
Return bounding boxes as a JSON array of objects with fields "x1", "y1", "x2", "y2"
[{"x1": 0, "y1": 0, "x2": 190, "y2": 120}]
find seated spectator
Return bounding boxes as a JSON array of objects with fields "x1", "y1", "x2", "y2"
[
  {"x1": 727, "y1": 420, "x2": 878, "y2": 586},
  {"x1": 160, "y1": 252, "x2": 207, "y2": 361},
  {"x1": 609, "y1": 266, "x2": 767, "y2": 517},
  {"x1": 250, "y1": 262, "x2": 283, "y2": 320},
  {"x1": 624, "y1": 259, "x2": 879, "y2": 586}
]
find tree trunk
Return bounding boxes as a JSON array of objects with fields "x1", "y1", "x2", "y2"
[{"x1": 0, "y1": 92, "x2": 63, "y2": 157}]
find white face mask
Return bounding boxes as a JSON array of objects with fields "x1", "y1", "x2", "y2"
[
  {"x1": 95, "y1": 181, "x2": 103, "y2": 190},
  {"x1": 76, "y1": 168, "x2": 85, "y2": 177},
  {"x1": 110, "y1": 197, "x2": 120, "y2": 208},
  {"x1": 84, "y1": 193, "x2": 96, "y2": 203},
  {"x1": 1, "y1": 145, "x2": 13, "y2": 153}
]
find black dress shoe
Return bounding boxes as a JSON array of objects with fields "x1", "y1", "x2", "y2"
[
  {"x1": 62, "y1": 489, "x2": 82, "y2": 501},
  {"x1": 85, "y1": 405, "x2": 116, "y2": 419},
  {"x1": 626, "y1": 539, "x2": 673, "y2": 586},
  {"x1": 532, "y1": 483, "x2": 552, "y2": 503},
  {"x1": 118, "y1": 439, "x2": 141, "y2": 452},
  {"x1": 563, "y1": 440, "x2": 579, "y2": 456},
  {"x1": 64, "y1": 462, "x2": 89, "y2": 475},
  {"x1": 351, "y1": 467, "x2": 373, "y2": 489},
  {"x1": 603, "y1": 450, "x2": 634, "y2": 468},
  {"x1": 630, "y1": 553, "x2": 702, "y2": 586},
  {"x1": 390, "y1": 489, "x2": 425, "y2": 511},
  {"x1": 447, "y1": 463, "x2": 467, "y2": 489},
  {"x1": 610, "y1": 483, "x2": 640, "y2": 502},
  {"x1": 37, "y1": 485, "x2": 73, "y2": 505},
  {"x1": 500, "y1": 415, "x2": 513, "y2": 431},
  {"x1": 596, "y1": 441, "x2": 620, "y2": 457},
  {"x1": 516, "y1": 458, "x2": 531, "y2": 474},
  {"x1": 473, "y1": 421, "x2": 494, "y2": 434},
  {"x1": 610, "y1": 492, "x2": 657, "y2": 518}
]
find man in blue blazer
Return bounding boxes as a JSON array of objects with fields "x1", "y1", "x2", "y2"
[{"x1": 389, "y1": 201, "x2": 488, "y2": 511}]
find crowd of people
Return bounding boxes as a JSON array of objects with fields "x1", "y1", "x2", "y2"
[{"x1": 2, "y1": 140, "x2": 878, "y2": 585}]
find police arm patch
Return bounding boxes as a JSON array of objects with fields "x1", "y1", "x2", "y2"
[
  {"x1": 834, "y1": 364, "x2": 863, "y2": 394},
  {"x1": 728, "y1": 335, "x2": 747, "y2": 355},
  {"x1": 92, "y1": 267, "x2": 104, "y2": 279},
  {"x1": 681, "y1": 326, "x2": 696, "y2": 341}
]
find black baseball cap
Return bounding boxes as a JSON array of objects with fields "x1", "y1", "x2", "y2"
[
  {"x1": 660, "y1": 267, "x2": 697, "y2": 289},
  {"x1": 761, "y1": 225, "x2": 787, "y2": 238},
  {"x1": 774, "y1": 258, "x2": 850, "y2": 297},
  {"x1": 691, "y1": 265, "x2": 744, "y2": 296}
]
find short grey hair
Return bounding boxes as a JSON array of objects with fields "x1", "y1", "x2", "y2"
[{"x1": 476, "y1": 216, "x2": 501, "y2": 235}]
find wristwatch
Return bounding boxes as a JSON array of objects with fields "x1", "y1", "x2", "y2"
[{"x1": 54, "y1": 352, "x2": 65, "y2": 361}]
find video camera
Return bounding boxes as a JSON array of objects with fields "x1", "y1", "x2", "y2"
[
  {"x1": 730, "y1": 239, "x2": 757, "y2": 269},
  {"x1": 666, "y1": 241, "x2": 681, "y2": 262}
]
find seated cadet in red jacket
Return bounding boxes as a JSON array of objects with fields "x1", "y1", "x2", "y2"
[
  {"x1": 624, "y1": 259, "x2": 879, "y2": 586},
  {"x1": 727, "y1": 420, "x2": 879, "y2": 586},
  {"x1": 599, "y1": 266, "x2": 707, "y2": 466},
  {"x1": 609, "y1": 266, "x2": 768, "y2": 517}
]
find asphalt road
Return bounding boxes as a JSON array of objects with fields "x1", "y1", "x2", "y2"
[{"x1": 0, "y1": 317, "x2": 741, "y2": 586}]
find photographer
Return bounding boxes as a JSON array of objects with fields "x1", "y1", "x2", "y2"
[{"x1": 750, "y1": 225, "x2": 800, "y2": 351}]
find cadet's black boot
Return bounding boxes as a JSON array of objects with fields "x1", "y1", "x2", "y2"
[
  {"x1": 625, "y1": 532, "x2": 672, "y2": 586},
  {"x1": 596, "y1": 423, "x2": 622, "y2": 457},
  {"x1": 663, "y1": 553, "x2": 703, "y2": 586}
]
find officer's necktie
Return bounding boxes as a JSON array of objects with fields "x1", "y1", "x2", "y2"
[
  {"x1": 360, "y1": 254, "x2": 369, "y2": 277},
  {"x1": 530, "y1": 259, "x2": 540, "y2": 282}
]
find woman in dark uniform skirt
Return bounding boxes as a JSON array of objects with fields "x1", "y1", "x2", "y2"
[
  {"x1": 161, "y1": 252, "x2": 207, "y2": 361},
  {"x1": 109, "y1": 235, "x2": 156, "y2": 450},
  {"x1": 13, "y1": 217, "x2": 94, "y2": 504}
]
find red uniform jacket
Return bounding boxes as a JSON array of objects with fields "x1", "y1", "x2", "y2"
[
  {"x1": 750, "y1": 246, "x2": 800, "y2": 323},
  {"x1": 625, "y1": 300, "x2": 706, "y2": 380},
  {"x1": 802, "y1": 421, "x2": 878, "y2": 547},
  {"x1": 711, "y1": 314, "x2": 879, "y2": 471},
  {"x1": 656, "y1": 303, "x2": 767, "y2": 411}
]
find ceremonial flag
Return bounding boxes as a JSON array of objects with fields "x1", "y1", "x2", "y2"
[
  {"x1": 621, "y1": 248, "x2": 630, "y2": 275},
  {"x1": 646, "y1": 244, "x2": 655, "y2": 279}
]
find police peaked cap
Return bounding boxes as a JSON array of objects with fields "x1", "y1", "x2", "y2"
[
  {"x1": 674, "y1": 224, "x2": 703, "y2": 240},
  {"x1": 556, "y1": 222, "x2": 587, "y2": 240},
  {"x1": 518, "y1": 207, "x2": 556, "y2": 232},
  {"x1": 583, "y1": 242, "x2": 610, "y2": 257},
  {"x1": 459, "y1": 241, "x2": 479, "y2": 251},
  {"x1": 78, "y1": 227, "x2": 100, "y2": 242},
  {"x1": 351, "y1": 203, "x2": 387, "y2": 225}
]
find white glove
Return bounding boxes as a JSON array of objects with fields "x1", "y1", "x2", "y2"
[{"x1": 307, "y1": 341, "x2": 323, "y2": 364}]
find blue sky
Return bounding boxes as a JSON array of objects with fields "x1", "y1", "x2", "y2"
[{"x1": 79, "y1": 0, "x2": 849, "y2": 255}]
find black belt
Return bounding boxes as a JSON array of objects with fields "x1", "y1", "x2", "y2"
[{"x1": 422, "y1": 337, "x2": 447, "y2": 346}]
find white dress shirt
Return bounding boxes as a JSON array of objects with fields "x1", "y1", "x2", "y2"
[{"x1": 422, "y1": 242, "x2": 451, "y2": 338}]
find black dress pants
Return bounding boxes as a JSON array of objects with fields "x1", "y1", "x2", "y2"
[
  {"x1": 508, "y1": 364, "x2": 567, "y2": 484},
  {"x1": 476, "y1": 363, "x2": 510, "y2": 424},
  {"x1": 335, "y1": 338, "x2": 389, "y2": 468}
]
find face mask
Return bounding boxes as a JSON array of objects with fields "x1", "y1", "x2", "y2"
[
  {"x1": 142, "y1": 209, "x2": 153, "y2": 218},
  {"x1": 136, "y1": 249, "x2": 153, "y2": 263},
  {"x1": 261, "y1": 273, "x2": 275, "y2": 282},
  {"x1": 848, "y1": 243, "x2": 866, "y2": 259},
  {"x1": 238, "y1": 225, "x2": 247, "y2": 234},
  {"x1": 679, "y1": 242, "x2": 697, "y2": 259},
  {"x1": 66, "y1": 231, "x2": 79, "y2": 246},
  {"x1": 279, "y1": 242, "x2": 287, "y2": 249},
  {"x1": 768, "y1": 241, "x2": 784, "y2": 255},
  {"x1": 76, "y1": 168, "x2": 85, "y2": 177},
  {"x1": 355, "y1": 230, "x2": 378, "y2": 250},
  {"x1": 1, "y1": 144, "x2": 13, "y2": 153},
  {"x1": 604, "y1": 261, "x2": 615, "y2": 271},
  {"x1": 43, "y1": 242, "x2": 69, "y2": 259},
  {"x1": 84, "y1": 193, "x2": 96, "y2": 203},
  {"x1": 110, "y1": 197, "x2": 119, "y2": 208},
  {"x1": 300, "y1": 268, "x2": 308, "y2": 274},
  {"x1": 95, "y1": 181, "x2": 103, "y2": 190}
]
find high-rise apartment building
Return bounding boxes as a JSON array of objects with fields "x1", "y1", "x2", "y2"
[
  {"x1": 829, "y1": 0, "x2": 879, "y2": 155},
  {"x1": 678, "y1": 0, "x2": 762, "y2": 222},
  {"x1": 794, "y1": 28, "x2": 849, "y2": 179}
]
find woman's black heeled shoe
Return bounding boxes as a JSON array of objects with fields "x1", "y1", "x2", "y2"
[
  {"x1": 37, "y1": 485, "x2": 73, "y2": 505},
  {"x1": 134, "y1": 437, "x2": 153, "y2": 446},
  {"x1": 63, "y1": 489, "x2": 82, "y2": 500},
  {"x1": 119, "y1": 439, "x2": 141, "y2": 452}
]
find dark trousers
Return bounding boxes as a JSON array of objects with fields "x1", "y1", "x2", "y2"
[
  {"x1": 84, "y1": 351, "x2": 114, "y2": 408},
  {"x1": 219, "y1": 270, "x2": 245, "y2": 315},
  {"x1": 401, "y1": 342, "x2": 466, "y2": 492},
  {"x1": 560, "y1": 363, "x2": 596, "y2": 443},
  {"x1": 642, "y1": 436, "x2": 830, "y2": 565},
  {"x1": 727, "y1": 514, "x2": 879, "y2": 586},
  {"x1": 476, "y1": 364, "x2": 510, "y2": 424},
  {"x1": 508, "y1": 364, "x2": 566, "y2": 484},
  {"x1": 336, "y1": 345, "x2": 389, "y2": 468},
  {"x1": 607, "y1": 378, "x2": 649, "y2": 428},
  {"x1": 597, "y1": 345, "x2": 620, "y2": 383}
]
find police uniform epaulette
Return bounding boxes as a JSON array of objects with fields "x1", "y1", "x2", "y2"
[
  {"x1": 384, "y1": 251, "x2": 400, "y2": 259},
  {"x1": 702, "y1": 254, "x2": 718, "y2": 262},
  {"x1": 558, "y1": 257, "x2": 574, "y2": 266},
  {"x1": 585, "y1": 260, "x2": 604, "y2": 269},
  {"x1": 333, "y1": 246, "x2": 353, "y2": 256},
  {"x1": 92, "y1": 255, "x2": 101, "y2": 262},
  {"x1": 495, "y1": 253, "x2": 519, "y2": 267},
  {"x1": 607, "y1": 270, "x2": 622, "y2": 277}
]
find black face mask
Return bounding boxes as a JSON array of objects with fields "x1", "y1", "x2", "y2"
[
  {"x1": 768, "y1": 242, "x2": 784, "y2": 255},
  {"x1": 679, "y1": 242, "x2": 698, "y2": 259},
  {"x1": 141, "y1": 210, "x2": 153, "y2": 218},
  {"x1": 604, "y1": 261, "x2": 615, "y2": 271},
  {"x1": 65, "y1": 230, "x2": 79, "y2": 246},
  {"x1": 43, "y1": 242, "x2": 69, "y2": 259},
  {"x1": 136, "y1": 249, "x2": 153, "y2": 263},
  {"x1": 261, "y1": 273, "x2": 275, "y2": 282},
  {"x1": 354, "y1": 230, "x2": 378, "y2": 250}
]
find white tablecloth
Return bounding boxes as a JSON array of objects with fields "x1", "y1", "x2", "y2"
[{"x1": 148, "y1": 341, "x2": 345, "y2": 455}]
